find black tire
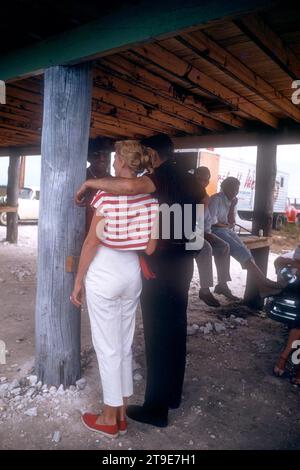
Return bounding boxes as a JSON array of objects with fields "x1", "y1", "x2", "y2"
[{"x1": 0, "y1": 212, "x2": 7, "y2": 226}]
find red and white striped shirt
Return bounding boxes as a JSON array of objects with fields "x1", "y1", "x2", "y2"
[{"x1": 91, "y1": 191, "x2": 158, "y2": 250}]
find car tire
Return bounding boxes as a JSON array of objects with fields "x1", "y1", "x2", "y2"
[{"x1": 0, "y1": 212, "x2": 7, "y2": 226}]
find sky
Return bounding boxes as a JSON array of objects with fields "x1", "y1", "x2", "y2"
[{"x1": 0, "y1": 144, "x2": 299, "y2": 197}]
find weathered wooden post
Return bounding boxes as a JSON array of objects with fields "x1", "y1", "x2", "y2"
[
  {"x1": 6, "y1": 150, "x2": 21, "y2": 243},
  {"x1": 252, "y1": 139, "x2": 277, "y2": 237},
  {"x1": 35, "y1": 64, "x2": 92, "y2": 387},
  {"x1": 244, "y1": 138, "x2": 277, "y2": 308}
]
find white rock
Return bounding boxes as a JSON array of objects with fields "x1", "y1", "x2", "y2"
[
  {"x1": 187, "y1": 326, "x2": 197, "y2": 336},
  {"x1": 133, "y1": 373, "x2": 143, "y2": 382},
  {"x1": 57, "y1": 384, "x2": 64, "y2": 394},
  {"x1": 0, "y1": 377, "x2": 7, "y2": 384},
  {"x1": 75, "y1": 378, "x2": 87, "y2": 390},
  {"x1": 214, "y1": 322, "x2": 226, "y2": 333},
  {"x1": 52, "y1": 431, "x2": 61, "y2": 443},
  {"x1": 11, "y1": 387, "x2": 21, "y2": 396},
  {"x1": 49, "y1": 386, "x2": 57, "y2": 394},
  {"x1": 27, "y1": 375, "x2": 38, "y2": 386},
  {"x1": 0, "y1": 399, "x2": 7, "y2": 411},
  {"x1": 26, "y1": 388, "x2": 36, "y2": 397},
  {"x1": 68, "y1": 385, "x2": 76, "y2": 393},
  {"x1": 0, "y1": 383, "x2": 9, "y2": 398},
  {"x1": 192, "y1": 324, "x2": 199, "y2": 331},
  {"x1": 8, "y1": 379, "x2": 19, "y2": 391},
  {"x1": 24, "y1": 407, "x2": 37, "y2": 417},
  {"x1": 234, "y1": 317, "x2": 248, "y2": 326}
]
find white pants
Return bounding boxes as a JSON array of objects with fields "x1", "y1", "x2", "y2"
[{"x1": 85, "y1": 245, "x2": 142, "y2": 407}]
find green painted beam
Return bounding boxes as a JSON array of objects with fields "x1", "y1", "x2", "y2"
[{"x1": 1, "y1": 0, "x2": 276, "y2": 82}]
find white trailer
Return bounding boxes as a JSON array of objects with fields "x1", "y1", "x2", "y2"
[
  {"x1": 216, "y1": 154, "x2": 289, "y2": 229},
  {"x1": 174, "y1": 148, "x2": 289, "y2": 230}
]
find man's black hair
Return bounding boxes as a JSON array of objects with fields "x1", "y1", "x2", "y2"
[
  {"x1": 141, "y1": 134, "x2": 174, "y2": 161},
  {"x1": 88, "y1": 137, "x2": 114, "y2": 161}
]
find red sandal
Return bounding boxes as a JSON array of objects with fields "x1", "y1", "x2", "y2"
[{"x1": 118, "y1": 418, "x2": 127, "y2": 435}]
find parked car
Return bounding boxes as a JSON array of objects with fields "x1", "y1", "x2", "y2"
[
  {"x1": 265, "y1": 266, "x2": 300, "y2": 328},
  {"x1": 0, "y1": 186, "x2": 40, "y2": 225}
]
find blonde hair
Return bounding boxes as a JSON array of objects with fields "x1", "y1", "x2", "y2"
[{"x1": 115, "y1": 140, "x2": 155, "y2": 174}]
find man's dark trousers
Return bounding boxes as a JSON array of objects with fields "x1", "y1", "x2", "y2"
[{"x1": 140, "y1": 249, "x2": 194, "y2": 417}]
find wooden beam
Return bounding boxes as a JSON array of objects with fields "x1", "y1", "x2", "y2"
[
  {"x1": 93, "y1": 68, "x2": 205, "y2": 135},
  {"x1": 123, "y1": 51, "x2": 245, "y2": 129},
  {"x1": 35, "y1": 64, "x2": 92, "y2": 387},
  {"x1": 133, "y1": 42, "x2": 278, "y2": 127},
  {"x1": 92, "y1": 99, "x2": 177, "y2": 134},
  {"x1": 92, "y1": 113, "x2": 154, "y2": 138},
  {"x1": 0, "y1": 0, "x2": 275, "y2": 81},
  {"x1": 252, "y1": 139, "x2": 277, "y2": 236},
  {"x1": 173, "y1": 126, "x2": 300, "y2": 148},
  {"x1": 178, "y1": 31, "x2": 300, "y2": 123},
  {"x1": 234, "y1": 13, "x2": 300, "y2": 80},
  {"x1": 6, "y1": 151, "x2": 21, "y2": 243},
  {"x1": 101, "y1": 55, "x2": 228, "y2": 131}
]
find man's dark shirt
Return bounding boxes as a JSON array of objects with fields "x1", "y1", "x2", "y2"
[{"x1": 147, "y1": 160, "x2": 205, "y2": 251}]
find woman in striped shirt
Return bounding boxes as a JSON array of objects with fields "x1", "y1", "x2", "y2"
[{"x1": 70, "y1": 141, "x2": 158, "y2": 438}]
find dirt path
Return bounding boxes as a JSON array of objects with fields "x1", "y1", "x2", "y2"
[{"x1": 0, "y1": 226, "x2": 299, "y2": 450}]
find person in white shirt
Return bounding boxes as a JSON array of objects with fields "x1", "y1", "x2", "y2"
[
  {"x1": 209, "y1": 177, "x2": 282, "y2": 297},
  {"x1": 194, "y1": 167, "x2": 238, "y2": 307}
]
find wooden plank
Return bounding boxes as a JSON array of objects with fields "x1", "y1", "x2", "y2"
[
  {"x1": 0, "y1": 206, "x2": 18, "y2": 213},
  {"x1": 0, "y1": 0, "x2": 275, "y2": 81},
  {"x1": 134, "y1": 42, "x2": 278, "y2": 127},
  {"x1": 6, "y1": 153, "x2": 21, "y2": 243},
  {"x1": 102, "y1": 55, "x2": 226, "y2": 131},
  {"x1": 93, "y1": 68, "x2": 206, "y2": 135},
  {"x1": 124, "y1": 50, "x2": 246, "y2": 128},
  {"x1": 173, "y1": 127, "x2": 300, "y2": 147},
  {"x1": 92, "y1": 98, "x2": 177, "y2": 134},
  {"x1": 234, "y1": 13, "x2": 300, "y2": 80},
  {"x1": 252, "y1": 140, "x2": 277, "y2": 237},
  {"x1": 92, "y1": 113, "x2": 155, "y2": 137},
  {"x1": 0, "y1": 146, "x2": 40, "y2": 156},
  {"x1": 241, "y1": 235, "x2": 272, "y2": 250},
  {"x1": 178, "y1": 31, "x2": 300, "y2": 123}
]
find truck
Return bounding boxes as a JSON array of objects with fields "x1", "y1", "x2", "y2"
[{"x1": 174, "y1": 148, "x2": 289, "y2": 230}]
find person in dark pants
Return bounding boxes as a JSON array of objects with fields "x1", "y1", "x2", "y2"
[
  {"x1": 75, "y1": 134, "x2": 203, "y2": 427},
  {"x1": 140, "y1": 250, "x2": 194, "y2": 415}
]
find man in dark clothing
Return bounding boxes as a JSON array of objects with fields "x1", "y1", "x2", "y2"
[{"x1": 75, "y1": 134, "x2": 203, "y2": 427}]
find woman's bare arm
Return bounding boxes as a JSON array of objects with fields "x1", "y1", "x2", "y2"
[
  {"x1": 70, "y1": 213, "x2": 103, "y2": 307},
  {"x1": 75, "y1": 175, "x2": 156, "y2": 205}
]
